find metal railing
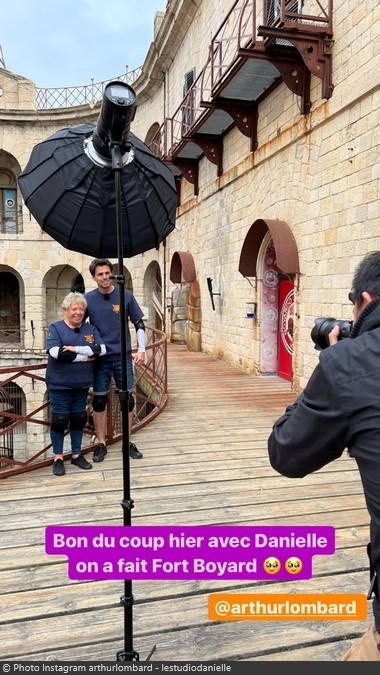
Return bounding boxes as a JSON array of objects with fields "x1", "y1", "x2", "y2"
[
  {"x1": 0, "y1": 207, "x2": 24, "y2": 234},
  {"x1": 35, "y1": 66, "x2": 143, "y2": 109},
  {"x1": 149, "y1": 0, "x2": 333, "y2": 158},
  {"x1": 0, "y1": 325, "x2": 167, "y2": 478},
  {"x1": 0, "y1": 328, "x2": 27, "y2": 348}
]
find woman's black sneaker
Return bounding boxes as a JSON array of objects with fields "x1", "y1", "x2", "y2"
[{"x1": 53, "y1": 459, "x2": 65, "y2": 476}]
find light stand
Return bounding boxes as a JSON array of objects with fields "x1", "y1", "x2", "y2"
[
  {"x1": 88, "y1": 81, "x2": 140, "y2": 662},
  {"x1": 111, "y1": 144, "x2": 138, "y2": 662}
]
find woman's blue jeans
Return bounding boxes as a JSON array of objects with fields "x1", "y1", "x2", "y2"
[{"x1": 49, "y1": 388, "x2": 88, "y2": 456}]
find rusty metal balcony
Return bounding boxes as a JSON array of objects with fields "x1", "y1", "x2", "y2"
[{"x1": 150, "y1": 0, "x2": 333, "y2": 193}]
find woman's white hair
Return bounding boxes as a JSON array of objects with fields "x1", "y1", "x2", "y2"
[{"x1": 62, "y1": 291, "x2": 87, "y2": 311}]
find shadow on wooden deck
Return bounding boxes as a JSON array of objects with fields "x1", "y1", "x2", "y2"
[{"x1": 0, "y1": 344, "x2": 371, "y2": 661}]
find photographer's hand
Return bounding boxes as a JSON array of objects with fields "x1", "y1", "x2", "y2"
[{"x1": 328, "y1": 324, "x2": 341, "y2": 346}]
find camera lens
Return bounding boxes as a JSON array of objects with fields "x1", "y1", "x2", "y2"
[{"x1": 311, "y1": 317, "x2": 353, "y2": 351}]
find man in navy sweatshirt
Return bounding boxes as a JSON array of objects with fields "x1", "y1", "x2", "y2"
[{"x1": 85, "y1": 258, "x2": 146, "y2": 463}]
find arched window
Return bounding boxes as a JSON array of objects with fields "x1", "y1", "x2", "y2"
[{"x1": 0, "y1": 169, "x2": 18, "y2": 234}]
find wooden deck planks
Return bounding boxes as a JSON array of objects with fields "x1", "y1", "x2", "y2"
[{"x1": 0, "y1": 343, "x2": 372, "y2": 661}]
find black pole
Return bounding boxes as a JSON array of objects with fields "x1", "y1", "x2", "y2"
[{"x1": 111, "y1": 144, "x2": 139, "y2": 662}]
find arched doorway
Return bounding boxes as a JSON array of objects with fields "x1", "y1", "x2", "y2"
[
  {"x1": 144, "y1": 261, "x2": 163, "y2": 330},
  {"x1": 44, "y1": 265, "x2": 84, "y2": 328},
  {"x1": 239, "y1": 219, "x2": 299, "y2": 380},
  {"x1": 0, "y1": 271, "x2": 21, "y2": 344},
  {"x1": 169, "y1": 251, "x2": 201, "y2": 351}
]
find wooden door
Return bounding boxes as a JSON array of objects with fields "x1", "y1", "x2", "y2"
[{"x1": 277, "y1": 278, "x2": 294, "y2": 380}]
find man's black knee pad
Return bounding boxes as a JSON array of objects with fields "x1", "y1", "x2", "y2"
[
  {"x1": 69, "y1": 411, "x2": 87, "y2": 431},
  {"x1": 51, "y1": 412, "x2": 70, "y2": 433},
  {"x1": 128, "y1": 393, "x2": 135, "y2": 413},
  {"x1": 92, "y1": 394, "x2": 108, "y2": 412}
]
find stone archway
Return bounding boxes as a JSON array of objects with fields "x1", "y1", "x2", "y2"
[
  {"x1": 239, "y1": 219, "x2": 300, "y2": 277},
  {"x1": 169, "y1": 252, "x2": 201, "y2": 352}
]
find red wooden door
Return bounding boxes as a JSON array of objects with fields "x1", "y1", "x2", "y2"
[{"x1": 277, "y1": 278, "x2": 294, "y2": 380}]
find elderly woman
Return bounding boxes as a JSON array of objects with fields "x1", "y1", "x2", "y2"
[{"x1": 46, "y1": 291, "x2": 106, "y2": 476}]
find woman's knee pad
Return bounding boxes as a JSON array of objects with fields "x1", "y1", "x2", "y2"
[
  {"x1": 69, "y1": 411, "x2": 87, "y2": 430},
  {"x1": 51, "y1": 412, "x2": 70, "y2": 432}
]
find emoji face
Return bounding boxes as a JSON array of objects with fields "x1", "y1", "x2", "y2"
[
  {"x1": 285, "y1": 556, "x2": 303, "y2": 575},
  {"x1": 263, "y1": 557, "x2": 281, "y2": 575}
]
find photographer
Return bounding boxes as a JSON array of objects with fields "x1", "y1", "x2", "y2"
[{"x1": 268, "y1": 251, "x2": 380, "y2": 660}]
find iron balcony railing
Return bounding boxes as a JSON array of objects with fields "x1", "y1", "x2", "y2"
[
  {"x1": 0, "y1": 207, "x2": 24, "y2": 234},
  {"x1": 0, "y1": 325, "x2": 168, "y2": 478},
  {"x1": 150, "y1": 0, "x2": 333, "y2": 159},
  {"x1": 35, "y1": 66, "x2": 143, "y2": 109},
  {"x1": 0, "y1": 328, "x2": 27, "y2": 348}
]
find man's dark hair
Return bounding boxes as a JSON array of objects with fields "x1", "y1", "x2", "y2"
[
  {"x1": 89, "y1": 258, "x2": 113, "y2": 276},
  {"x1": 351, "y1": 251, "x2": 380, "y2": 306}
]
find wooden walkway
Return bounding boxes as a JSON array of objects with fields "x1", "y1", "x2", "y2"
[{"x1": 0, "y1": 343, "x2": 372, "y2": 662}]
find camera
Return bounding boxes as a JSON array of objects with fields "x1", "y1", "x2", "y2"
[{"x1": 311, "y1": 317, "x2": 353, "y2": 351}]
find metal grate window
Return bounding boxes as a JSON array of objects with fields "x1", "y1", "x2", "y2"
[
  {"x1": 3, "y1": 383, "x2": 26, "y2": 433},
  {"x1": 0, "y1": 169, "x2": 23, "y2": 234},
  {"x1": 182, "y1": 68, "x2": 196, "y2": 134},
  {"x1": 266, "y1": 0, "x2": 301, "y2": 25}
]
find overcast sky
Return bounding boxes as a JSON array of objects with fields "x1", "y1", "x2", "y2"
[{"x1": 1, "y1": 0, "x2": 167, "y2": 88}]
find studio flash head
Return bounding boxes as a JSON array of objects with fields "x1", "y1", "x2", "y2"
[{"x1": 85, "y1": 81, "x2": 137, "y2": 167}]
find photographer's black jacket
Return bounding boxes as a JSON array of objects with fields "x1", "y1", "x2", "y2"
[{"x1": 268, "y1": 300, "x2": 380, "y2": 632}]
